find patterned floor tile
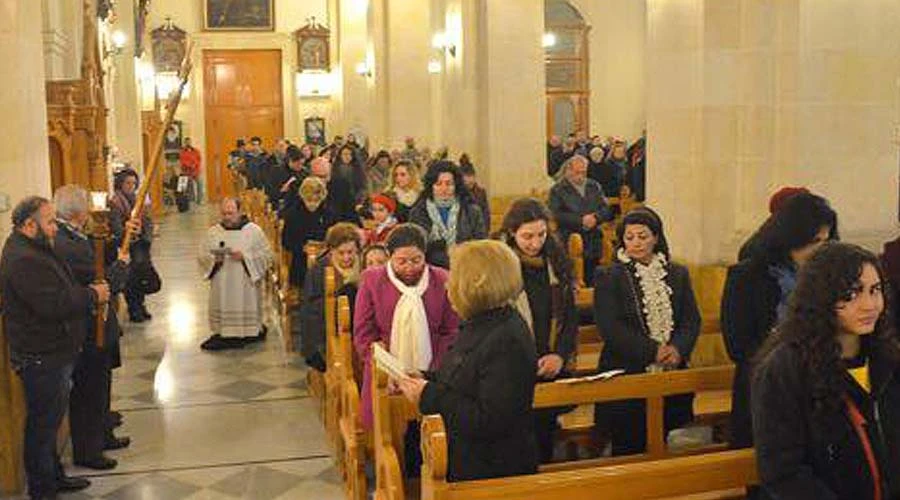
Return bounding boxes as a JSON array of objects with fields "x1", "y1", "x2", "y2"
[
  {"x1": 101, "y1": 473, "x2": 200, "y2": 500},
  {"x1": 212, "y1": 380, "x2": 278, "y2": 400},
  {"x1": 209, "y1": 466, "x2": 304, "y2": 500}
]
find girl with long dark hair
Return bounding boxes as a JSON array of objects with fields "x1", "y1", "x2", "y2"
[
  {"x1": 498, "y1": 198, "x2": 578, "y2": 462},
  {"x1": 752, "y1": 242, "x2": 900, "y2": 499}
]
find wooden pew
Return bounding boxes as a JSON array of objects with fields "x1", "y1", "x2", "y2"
[
  {"x1": 421, "y1": 417, "x2": 756, "y2": 500},
  {"x1": 0, "y1": 301, "x2": 26, "y2": 495},
  {"x1": 336, "y1": 296, "x2": 367, "y2": 500},
  {"x1": 371, "y1": 359, "x2": 419, "y2": 500},
  {"x1": 418, "y1": 366, "x2": 754, "y2": 500},
  {"x1": 306, "y1": 266, "x2": 334, "y2": 413},
  {"x1": 371, "y1": 359, "x2": 742, "y2": 500}
]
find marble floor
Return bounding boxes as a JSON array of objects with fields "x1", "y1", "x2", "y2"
[{"x1": 43, "y1": 206, "x2": 342, "y2": 499}]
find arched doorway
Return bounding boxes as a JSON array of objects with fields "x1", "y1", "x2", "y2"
[{"x1": 544, "y1": 0, "x2": 590, "y2": 139}]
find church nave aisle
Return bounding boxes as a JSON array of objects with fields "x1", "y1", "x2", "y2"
[{"x1": 60, "y1": 207, "x2": 343, "y2": 500}]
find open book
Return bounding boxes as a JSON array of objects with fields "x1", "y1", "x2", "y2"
[
  {"x1": 555, "y1": 369, "x2": 625, "y2": 384},
  {"x1": 373, "y1": 344, "x2": 412, "y2": 382}
]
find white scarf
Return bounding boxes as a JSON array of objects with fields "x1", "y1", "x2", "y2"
[
  {"x1": 617, "y1": 248, "x2": 673, "y2": 346},
  {"x1": 387, "y1": 263, "x2": 433, "y2": 371}
]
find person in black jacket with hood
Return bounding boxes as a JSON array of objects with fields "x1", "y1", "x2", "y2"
[
  {"x1": 722, "y1": 192, "x2": 838, "y2": 450},
  {"x1": 0, "y1": 196, "x2": 111, "y2": 497},
  {"x1": 498, "y1": 198, "x2": 578, "y2": 462},
  {"x1": 398, "y1": 240, "x2": 538, "y2": 482},
  {"x1": 752, "y1": 242, "x2": 900, "y2": 499},
  {"x1": 592, "y1": 207, "x2": 700, "y2": 456}
]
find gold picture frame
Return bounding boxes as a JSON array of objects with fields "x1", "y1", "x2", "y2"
[{"x1": 203, "y1": 0, "x2": 275, "y2": 32}]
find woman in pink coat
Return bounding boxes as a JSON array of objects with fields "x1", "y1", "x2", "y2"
[{"x1": 353, "y1": 223, "x2": 459, "y2": 430}]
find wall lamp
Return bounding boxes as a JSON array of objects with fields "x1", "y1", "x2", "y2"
[
  {"x1": 105, "y1": 30, "x2": 127, "y2": 58},
  {"x1": 542, "y1": 32, "x2": 557, "y2": 48},
  {"x1": 432, "y1": 31, "x2": 456, "y2": 57},
  {"x1": 355, "y1": 61, "x2": 372, "y2": 78}
]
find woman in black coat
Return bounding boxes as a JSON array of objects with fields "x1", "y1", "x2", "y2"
[
  {"x1": 498, "y1": 198, "x2": 578, "y2": 462},
  {"x1": 408, "y1": 160, "x2": 487, "y2": 268},
  {"x1": 593, "y1": 207, "x2": 700, "y2": 456},
  {"x1": 332, "y1": 145, "x2": 367, "y2": 203},
  {"x1": 722, "y1": 192, "x2": 838, "y2": 449},
  {"x1": 298, "y1": 223, "x2": 361, "y2": 372},
  {"x1": 281, "y1": 177, "x2": 335, "y2": 287},
  {"x1": 752, "y1": 243, "x2": 900, "y2": 499},
  {"x1": 399, "y1": 240, "x2": 538, "y2": 482}
]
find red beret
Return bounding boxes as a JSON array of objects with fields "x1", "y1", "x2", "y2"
[
  {"x1": 769, "y1": 186, "x2": 810, "y2": 214},
  {"x1": 370, "y1": 193, "x2": 397, "y2": 213}
]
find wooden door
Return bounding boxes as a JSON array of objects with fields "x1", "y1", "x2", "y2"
[{"x1": 204, "y1": 49, "x2": 284, "y2": 202}]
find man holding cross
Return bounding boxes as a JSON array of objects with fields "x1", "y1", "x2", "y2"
[{"x1": 53, "y1": 185, "x2": 135, "y2": 470}]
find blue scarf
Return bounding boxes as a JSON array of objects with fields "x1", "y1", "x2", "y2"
[{"x1": 768, "y1": 263, "x2": 798, "y2": 321}]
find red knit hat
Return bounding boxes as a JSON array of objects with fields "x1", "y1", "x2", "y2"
[
  {"x1": 370, "y1": 193, "x2": 397, "y2": 214},
  {"x1": 769, "y1": 186, "x2": 810, "y2": 214}
]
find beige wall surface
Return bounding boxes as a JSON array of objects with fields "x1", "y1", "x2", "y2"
[
  {"x1": 1, "y1": 0, "x2": 51, "y2": 241},
  {"x1": 570, "y1": 0, "x2": 647, "y2": 142},
  {"x1": 647, "y1": 0, "x2": 900, "y2": 263}
]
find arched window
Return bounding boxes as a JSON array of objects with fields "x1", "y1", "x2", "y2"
[{"x1": 544, "y1": 0, "x2": 589, "y2": 139}]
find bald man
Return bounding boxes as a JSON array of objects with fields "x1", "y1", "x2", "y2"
[{"x1": 198, "y1": 198, "x2": 273, "y2": 351}]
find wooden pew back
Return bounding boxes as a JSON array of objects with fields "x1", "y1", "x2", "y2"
[
  {"x1": 371, "y1": 361, "x2": 740, "y2": 500},
  {"x1": 421, "y1": 413, "x2": 756, "y2": 500},
  {"x1": 336, "y1": 296, "x2": 367, "y2": 500}
]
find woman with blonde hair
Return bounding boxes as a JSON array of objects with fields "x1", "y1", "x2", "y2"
[
  {"x1": 300, "y1": 222, "x2": 362, "y2": 371},
  {"x1": 399, "y1": 239, "x2": 538, "y2": 482},
  {"x1": 387, "y1": 159, "x2": 422, "y2": 222}
]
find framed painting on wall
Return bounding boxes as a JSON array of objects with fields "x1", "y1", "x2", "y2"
[
  {"x1": 304, "y1": 117, "x2": 326, "y2": 146},
  {"x1": 204, "y1": 0, "x2": 275, "y2": 31}
]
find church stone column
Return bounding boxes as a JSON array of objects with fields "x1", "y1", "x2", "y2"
[
  {"x1": 648, "y1": 0, "x2": 900, "y2": 263},
  {"x1": 475, "y1": 0, "x2": 547, "y2": 197},
  {"x1": 0, "y1": 0, "x2": 52, "y2": 241},
  {"x1": 111, "y1": 0, "x2": 144, "y2": 172},
  {"x1": 383, "y1": 0, "x2": 433, "y2": 149}
]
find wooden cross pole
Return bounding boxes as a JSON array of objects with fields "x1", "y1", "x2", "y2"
[
  {"x1": 119, "y1": 40, "x2": 194, "y2": 252},
  {"x1": 92, "y1": 213, "x2": 110, "y2": 348}
]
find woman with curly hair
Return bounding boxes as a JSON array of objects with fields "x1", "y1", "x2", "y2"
[
  {"x1": 722, "y1": 192, "x2": 838, "y2": 449},
  {"x1": 409, "y1": 160, "x2": 487, "y2": 268},
  {"x1": 752, "y1": 242, "x2": 900, "y2": 499},
  {"x1": 593, "y1": 207, "x2": 700, "y2": 456},
  {"x1": 498, "y1": 198, "x2": 578, "y2": 462}
]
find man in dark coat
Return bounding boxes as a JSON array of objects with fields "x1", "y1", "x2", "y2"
[
  {"x1": 0, "y1": 196, "x2": 110, "y2": 497},
  {"x1": 53, "y1": 186, "x2": 133, "y2": 471},
  {"x1": 546, "y1": 135, "x2": 569, "y2": 179},
  {"x1": 458, "y1": 159, "x2": 491, "y2": 232},
  {"x1": 548, "y1": 155, "x2": 613, "y2": 285},
  {"x1": 310, "y1": 156, "x2": 359, "y2": 225},
  {"x1": 244, "y1": 136, "x2": 272, "y2": 189},
  {"x1": 267, "y1": 145, "x2": 309, "y2": 211}
]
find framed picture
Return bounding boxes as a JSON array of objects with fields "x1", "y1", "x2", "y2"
[
  {"x1": 295, "y1": 18, "x2": 330, "y2": 72},
  {"x1": 164, "y1": 121, "x2": 183, "y2": 163},
  {"x1": 304, "y1": 117, "x2": 326, "y2": 146},
  {"x1": 204, "y1": 0, "x2": 275, "y2": 31}
]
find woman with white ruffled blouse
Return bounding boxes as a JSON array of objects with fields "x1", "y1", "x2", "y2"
[{"x1": 592, "y1": 207, "x2": 701, "y2": 456}]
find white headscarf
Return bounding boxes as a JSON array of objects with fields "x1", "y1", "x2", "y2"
[{"x1": 386, "y1": 263, "x2": 433, "y2": 371}]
